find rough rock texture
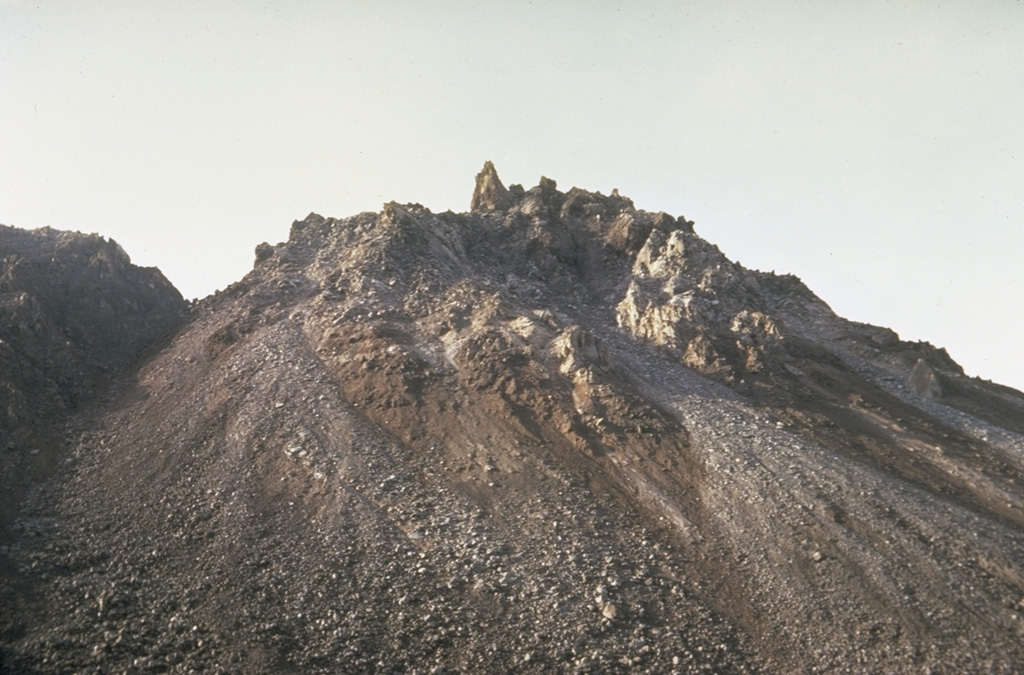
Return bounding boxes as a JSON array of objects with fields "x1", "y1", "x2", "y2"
[
  {"x1": 2, "y1": 166, "x2": 1024, "y2": 673},
  {"x1": 470, "y1": 160, "x2": 512, "y2": 212},
  {"x1": 908, "y1": 358, "x2": 943, "y2": 399},
  {"x1": 0, "y1": 225, "x2": 187, "y2": 527}
]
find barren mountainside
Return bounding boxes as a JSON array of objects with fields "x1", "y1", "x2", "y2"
[
  {"x1": 3, "y1": 163, "x2": 1024, "y2": 673},
  {"x1": 0, "y1": 224, "x2": 187, "y2": 526}
]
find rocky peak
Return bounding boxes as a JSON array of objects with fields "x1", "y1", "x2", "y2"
[{"x1": 470, "y1": 160, "x2": 512, "y2": 212}]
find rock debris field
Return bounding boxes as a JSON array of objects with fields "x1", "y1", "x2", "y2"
[{"x1": 2, "y1": 163, "x2": 1024, "y2": 673}]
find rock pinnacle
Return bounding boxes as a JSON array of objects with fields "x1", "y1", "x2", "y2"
[{"x1": 470, "y1": 160, "x2": 512, "y2": 212}]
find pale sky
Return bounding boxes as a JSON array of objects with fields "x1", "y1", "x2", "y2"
[{"x1": 2, "y1": 1, "x2": 1023, "y2": 392}]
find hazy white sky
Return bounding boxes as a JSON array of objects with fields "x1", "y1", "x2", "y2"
[{"x1": 3, "y1": 1, "x2": 1023, "y2": 391}]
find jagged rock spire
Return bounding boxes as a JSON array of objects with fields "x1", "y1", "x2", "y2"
[{"x1": 471, "y1": 161, "x2": 512, "y2": 212}]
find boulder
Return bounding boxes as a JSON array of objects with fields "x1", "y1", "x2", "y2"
[{"x1": 908, "y1": 359, "x2": 943, "y2": 399}]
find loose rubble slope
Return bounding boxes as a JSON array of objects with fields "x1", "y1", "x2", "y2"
[
  {"x1": 3, "y1": 163, "x2": 1024, "y2": 673},
  {"x1": 0, "y1": 224, "x2": 186, "y2": 525}
]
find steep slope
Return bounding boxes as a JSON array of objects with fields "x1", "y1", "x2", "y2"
[
  {"x1": 0, "y1": 224, "x2": 187, "y2": 525},
  {"x1": 3, "y1": 165, "x2": 1024, "y2": 673}
]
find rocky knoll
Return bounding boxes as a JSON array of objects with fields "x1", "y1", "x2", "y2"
[
  {"x1": 0, "y1": 225, "x2": 186, "y2": 525},
  {"x1": 2, "y1": 166, "x2": 1024, "y2": 673}
]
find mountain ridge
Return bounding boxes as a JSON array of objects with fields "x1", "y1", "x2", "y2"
[{"x1": 2, "y1": 164, "x2": 1023, "y2": 673}]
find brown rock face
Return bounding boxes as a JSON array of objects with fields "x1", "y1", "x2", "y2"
[{"x1": 3, "y1": 169, "x2": 1024, "y2": 674}]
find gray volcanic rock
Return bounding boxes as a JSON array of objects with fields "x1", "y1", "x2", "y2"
[
  {"x1": 908, "y1": 358, "x2": 943, "y2": 398},
  {"x1": 2, "y1": 166, "x2": 1024, "y2": 673}
]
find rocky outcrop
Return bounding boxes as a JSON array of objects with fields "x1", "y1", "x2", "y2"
[
  {"x1": 908, "y1": 358, "x2": 943, "y2": 398},
  {"x1": 470, "y1": 160, "x2": 512, "y2": 212},
  {"x1": 612, "y1": 211, "x2": 789, "y2": 378}
]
